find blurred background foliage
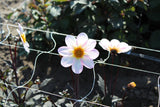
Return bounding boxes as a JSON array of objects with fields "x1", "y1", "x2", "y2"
[{"x1": 8, "y1": 0, "x2": 160, "y2": 50}]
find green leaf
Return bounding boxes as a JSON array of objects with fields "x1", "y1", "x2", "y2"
[
  {"x1": 7, "y1": 12, "x2": 14, "y2": 19},
  {"x1": 97, "y1": 74, "x2": 107, "y2": 95}
]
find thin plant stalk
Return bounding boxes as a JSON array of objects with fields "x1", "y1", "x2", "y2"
[
  {"x1": 75, "y1": 74, "x2": 79, "y2": 99},
  {"x1": 8, "y1": 40, "x2": 21, "y2": 104},
  {"x1": 8, "y1": 40, "x2": 14, "y2": 64},
  {"x1": 112, "y1": 70, "x2": 120, "y2": 96},
  {"x1": 70, "y1": 69, "x2": 75, "y2": 91},
  {"x1": 122, "y1": 88, "x2": 128, "y2": 101},
  {"x1": 13, "y1": 41, "x2": 18, "y2": 87},
  {"x1": 74, "y1": 74, "x2": 80, "y2": 107},
  {"x1": 109, "y1": 54, "x2": 114, "y2": 94},
  {"x1": 14, "y1": 41, "x2": 21, "y2": 104}
]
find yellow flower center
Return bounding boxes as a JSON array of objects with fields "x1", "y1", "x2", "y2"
[
  {"x1": 109, "y1": 47, "x2": 120, "y2": 54},
  {"x1": 73, "y1": 47, "x2": 84, "y2": 59},
  {"x1": 21, "y1": 33, "x2": 26, "y2": 43}
]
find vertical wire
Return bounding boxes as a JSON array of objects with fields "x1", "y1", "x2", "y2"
[
  {"x1": 4, "y1": 33, "x2": 57, "y2": 106},
  {"x1": 77, "y1": 52, "x2": 111, "y2": 103},
  {"x1": 0, "y1": 24, "x2": 10, "y2": 43}
]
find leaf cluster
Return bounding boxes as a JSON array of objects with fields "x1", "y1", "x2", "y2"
[{"x1": 8, "y1": 0, "x2": 158, "y2": 50}]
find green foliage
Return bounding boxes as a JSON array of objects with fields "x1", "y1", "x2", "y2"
[{"x1": 7, "y1": 0, "x2": 160, "y2": 50}]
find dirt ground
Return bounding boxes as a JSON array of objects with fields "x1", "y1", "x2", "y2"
[{"x1": 0, "y1": 0, "x2": 160, "y2": 107}]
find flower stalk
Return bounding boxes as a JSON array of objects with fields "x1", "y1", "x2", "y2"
[
  {"x1": 8, "y1": 39, "x2": 21, "y2": 104},
  {"x1": 75, "y1": 74, "x2": 79, "y2": 99},
  {"x1": 99, "y1": 38, "x2": 132, "y2": 98}
]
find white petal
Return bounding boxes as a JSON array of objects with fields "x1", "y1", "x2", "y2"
[
  {"x1": 84, "y1": 39, "x2": 97, "y2": 50},
  {"x1": 99, "y1": 39, "x2": 110, "y2": 50},
  {"x1": 23, "y1": 43, "x2": 30, "y2": 53},
  {"x1": 110, "y1": 39, "x2": 120, "y2": 48},
  {"x1": 17, "y1": 29, "x2": 21, "y2": 35},
  {"x1": 24, "y1": 42, "x2": 29, "y2": 48},
  {"x1": 65, "y1": 35, "x2": 76, "y2": 48},
  {"x1": 86, "y1": 49, "x2": 99, "y2": 59},
  {"x1": 61, "y1": 56, "x2": 74, "y2": 67},
  {"x1": 77, "y1": 32, "x2": 88, "y2": 46},
  {"x1": 118, "y1": 42, "x2": 132, "y2": 53},
  {"x1": 18, "y1": 23, "x2": 23, "y2": 33},
  {"x1": 72, "y1": 59, "x2": 83, "y2": 74},
  {"x1": 81, "y1": 56, "x2": 94, "y2": 69},
  {"x1": 58, "y1": 46, "x2": 72, "y2": 56},
  {"x1": 24, "y1": 48, "x2": 30, "y2": 53}
]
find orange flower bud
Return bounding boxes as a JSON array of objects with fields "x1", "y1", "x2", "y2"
[{"x1": 127, "y1": 82, "x2": 136, "y2": 89}]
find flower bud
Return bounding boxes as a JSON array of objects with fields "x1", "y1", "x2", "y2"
[{"x1": 127, "y1": 82, "x2": 136, "y2": 89}]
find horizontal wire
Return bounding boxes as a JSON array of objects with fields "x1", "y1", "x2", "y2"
[
  {"x1": 97, "y1": 61, "x2": 160, "y2": 75},
  {"x1": 0, "y1": 23, "x2": 67, "y2": 36},
  {"x1": 132, "y1": 46, "x2": 160, "y2": 53},
  {"x1": 0, "y1": 42, "x2": 59, "y2": 56},
  {"x1": 0, "y1": 42, "x2": 159, "y2": 76},
  {"x1": 1, "y1": 23, "x2": 160, "y2": 53},
  {"x1": 0, "y1": 82, "x2": 109, "y2": 107}
]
